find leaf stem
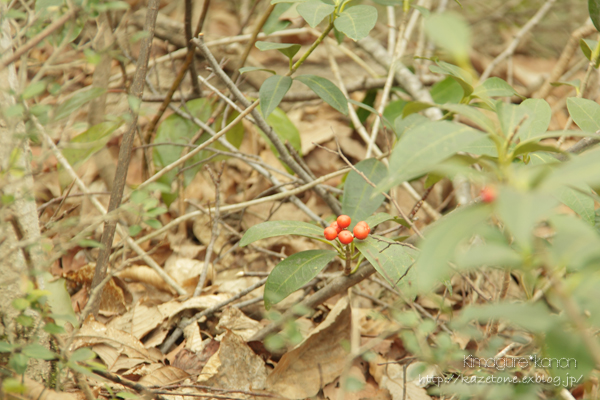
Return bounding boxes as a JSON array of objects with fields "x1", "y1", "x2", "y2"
[{"x1": 289, "y1": 22, "x2": 334, "y2": 75}]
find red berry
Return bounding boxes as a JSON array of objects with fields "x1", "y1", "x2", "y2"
[
  {"x1": 329, "y1": 221, "x2": 343, "y2": 233},
  {"x1": 338, "y1": 230, "x2": 354, "y2": 245},
  {"x1": 337, "y1": 215, "x2": 351, "y2": 229},
  {"x1": 324, "y1": 227, "x2": 338, "y2": 241},
  {"x1": 353, "y1": 223, "x2": 370, "y2": 240},
  {"x1": 481, "y1": 186, "x2": 497, "y2": 203}
]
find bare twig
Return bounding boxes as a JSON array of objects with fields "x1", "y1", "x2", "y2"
[
  {"x1": 161, "y1": 277, "x2": 268, "y2": 353},
  {"x1": 193, "y1": 165, "x2": 223, "y2": 296},
  {"x1": 191, "y1": 36, "x2": 342, "y2": 216},
  {"x1": 90, "y1": 0, "x2": 175, "y2": 317},
  {"x1": 0, "y1": 7, "x2": 79, "y2": 71},
  {"x1": 480, "y1": 0, "x2": 557, "y2": 81}
]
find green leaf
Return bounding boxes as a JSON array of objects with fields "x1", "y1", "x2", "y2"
[
  {"x1": 550, "y1": 214, "x2": 600, "y2": 271},
  {"x1": 589, "y1": 0, "x2": 600, "y2": 32},
  {"x1": 382, "y1": 99, "x2": 407, "y2": 130},
  {"x1": 355, "y1": 90, "x2": 378, "y2": 125},
  {"x1": 414, "y1": 205, "x2": 490, "y2": 292},
  {"x1": 474, "y1": 77, "x2": 518, "y2": 100},
  {"x1": 354, "y1": 235, "x2": 417, "y2": 288},
  {"x1": 44, "y1": 323, "x2": 66, "y2": 334},
  {"x1": 425, "y1": 12, "x2": 471, "y2": 64},
  {"x1": 545, "y1": 324, "x2": 596, "y2": 383},
  {"x1": 496, "y1": 187, "x2": 558, "y2": 251},
  {"x1": 297, "y1": 0, "x2": 335, "y2": 28},
  {"x1": 334, "y1": 5, "x2": 378, "y2": 41},
  {"x1": 239, "y1": 66, "x2": 276, "y2": 75},
  {"x1": 62, "y1": 122, "x2": 119, "y2": 167},
  {"x1": 457, "y1": 302, "x2": 557, "y2": 332},
  {"x1": 430, "y1": 77, "x2": 464, "y2": 104},
  {"x1": 116, "y1": 392, "x2": 141, "y2": 399},
  {"x1": 441, "y1": 103, "x2": 496, "y2": 134},
  {"x1": 0, "y1": 341, "x2": 16, "y2": 352},
  {"x1": 376, "y1": 121, "x2": 482, "y2": 193},
  {"x1": 455, "y1": 242, "x2": 522, "y2": 270},
  {"x1": 70, "y1": 347, "x2": 96, "y2": 362},
  {"x1": 555, "y1": 186, "x2": 595, "y2": 226},
  {"x1": 341, "y1": 159, "x2": 387, "y2": 229},
  {"x1": 12, "y1": 298, "x2": 30, "y2": 311},
  {"x1": 567, "y1": 97, "x2": 600, "y2": 132},
  {"x1": 394, "y1": 114, "x2": 428, "y2": 139},
  {"x1": 256, "y1": 105, "x2": 302, "y2": 172},
  {"x1": 264, "y1": 3, "x2": 292, "y2": 34},
  {"x1": 255, "y1": 41, "x2": 301, "y2": 60},
  {"x1": 2, "y1": 378, "x2": 25, "y2": 394},
  {"x1": 364, "y1": 212, "x2": 397, "y2": 228},
  {"x1": 515, "y1": 98, "x2": 552, "y2": 141},
  {"x1": 429, "y1": 62, "x2": 473, "y2": 96},
  {"x1": 264, "y1": 250, "x2": 337, "y2": 309},
  {"x1": 496, "y1": 101, "x2": 526, "y2": 137},
  {"x1": 260, "y1": 75, "x2": 293, "y2": 119},
  {"x1": 543, "y1": 147, "x2": 600, "y2": 189},
  {"x1": 22, "y1": 344, "x2": 56, "y2": 360},
  {"x1": 42, "y1": 273, "x2": 77, "y2": 328},
  {"x1": 240, "y1": 220, "x2": 324, "y2": 247},
  {"x1": 9, "y1": 353, "x2": 29, "y2": 375},
  {"x1": 580, "y1": 38, "x2": 600, "y2": 68},
  {"x1": 22, "y1": 81, "x2": 47, "y2": 99},
  {"x1": 53, "y1": 88, "x2": 106, "y2": 121},
  {"x1": 371, "y1": 0, "x2": 402, "y2": 5},
  {"x1": 295, "y1": 75, "x2": 348, "y2": 114}
]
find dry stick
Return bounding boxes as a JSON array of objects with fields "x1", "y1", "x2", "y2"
[
  {"x1": 192, "y1": 36, "x2": 342, "y2": 216},
  {"x1": 534, "y1": 21, "x2": 596, "y2": 99},
  {"x1": 480, "y1": 0, "x2": 557, "y2": 81},
  {"x1": 231, "y1": 2, "x2": 276, "y2": 83},
  {"x1": 0, "y1": 6, "x2": 78, "y2": 71},
  {"x1": 92, "y1": 369, "x2": 169, "y2": 400},
  {"x1": 193, "y1": 166, "x2": 223, "y2": 296},
  {"x1": 142, "y1": 0, "x2": 211, "y2": 146},
  {"x1": 161, "y1": 277, "x2": 268, "y2": 353},
  {"x1": 142, "y1": 87, "x2": 325, "y2": 225},
  {"x1": 133, "y1": 167, "x2": 351, "y2": 248},
  {"x1": 366, "y1": 1, "x2": 424, "y2": 158},
  {"x1": 326, "y1": 41, "x2": 442, "y2": 221},
  {"x1": 184, "y1": 0, "x2": 202, "y2": 96},
  {"x1": 90, "y1": 0, "x2": 168, "y2": 317}
]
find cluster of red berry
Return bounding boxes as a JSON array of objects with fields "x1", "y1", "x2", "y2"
[{"x1": 323, "y1": 215, "x2": 370, "y2": 244}]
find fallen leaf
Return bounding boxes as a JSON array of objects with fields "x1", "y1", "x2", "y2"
[
  {"x1": 266, "y1": 296, "x2": 351, "y2": 399},
  {"x1": 216, "y1": 306, "x2": 262, "y2": 341},
  {"x1": 138, "y1": 366, "x2": 190, "y2": 386},
  {"x1": 369, "y1": 355, "x2": 432, "y2": 400},
  {"x1": 198, "y1": 330, "x2": 268, "y2": 390}
]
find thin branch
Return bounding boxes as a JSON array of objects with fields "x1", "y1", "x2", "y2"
[
  {"x1": 161, "y1": 277, "x2": 268, "y2": 353},
  {"x1": 191, "y1": 36, "x2": 342, "y2": 216},
  {"x1": 0, "y1": 7, "x2": 79, "y2": 71},
  {"x1": 480, "y1": 0, "x2": 557, "y2": 81}
]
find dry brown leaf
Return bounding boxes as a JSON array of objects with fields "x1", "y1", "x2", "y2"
[
  {"x1": 164, "y1": 256, "x2": 214, "y2": 291},
  {"x1": 266, "y1": 296, "x2": 351, "y2": 399},
  {"x1": 173, "y1": 340, "x2": 220, "y2": 376},
  {"x1": 369, "y1": 355, "x2": 432, "y2": 400},
  {"x1": 12, "y1": 378, "x2": 78, "y2": 400},
  {"x1": 323, "y1": 362, "x2": 391, "y2": 400},
  {"x1": 138, "y1": 366, "x2": 190, "y2": 386},
  {"x1": 215, "y1": 306, "x2": 262, "y2": 341},
  {"x1": 72, "y1": 317, "x2": 157, "y2": 373},
  {"x1": 183, "y1": 320, "x2": 204, "y2": 353},
  {"x1": 198, "y1": 330, "x2": 268, "y2": 390},
  {"x1": 286, "y1": 107, "x2": 352, "y2": 155},
  {"x1": 118, "y1": 265, "x2": 175, "y2": 293},
  {"x1": 65, "y1": 264, "x2": 130, "y2": 315}
]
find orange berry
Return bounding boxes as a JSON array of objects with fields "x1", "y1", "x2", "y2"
[
  {"x1": 324, "y1": 227, "x2": 338, "y2": 241},
  {"x1": 353, "y1": 223, "x2": 370, "y2": 240},
  {"x1": 338, "y1": 230, "x2": 354, "y2": 244},
  {"x1": 337, "y1": 215, "x2": 351, "y2": 229},
  {"x1": 329, "y1": 221, "x2": 343, "y2": 233},
  {"x1": 480, "y1": 186, "x2": 497, "y2": 203}
]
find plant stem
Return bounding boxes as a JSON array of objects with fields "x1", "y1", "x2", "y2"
[
  {"x1": 344, "y1": 245, "x2": 352, "y2": 275},
  {"x1": 289, "y1": 22, "x2": 334, "y2": 75}
]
